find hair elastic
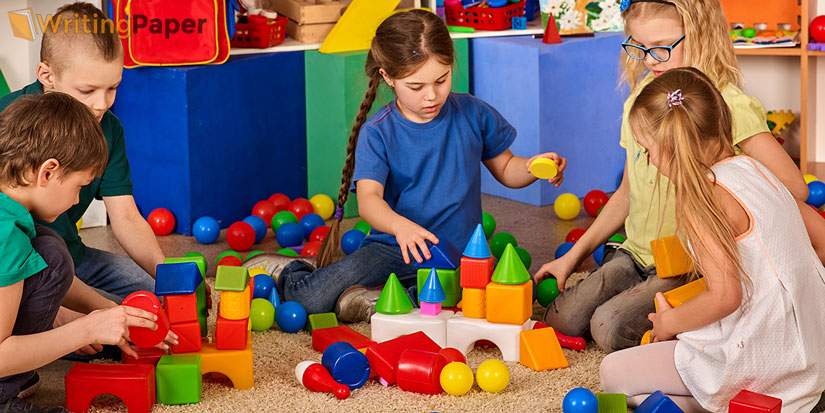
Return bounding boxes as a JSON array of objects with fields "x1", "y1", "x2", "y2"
[
  {"x1": 667, "y1": 89, "x2": 684, "y2": 108},
  {"x1": 620, "y1": 0, "x2": 676, "y2": 13},
  {"x1": 412, "y1": 50, "x2": 421, "y2": 56}
]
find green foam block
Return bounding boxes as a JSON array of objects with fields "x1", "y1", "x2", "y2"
[
  {"x1": 416, "y1": 267, "x2": 462, "y2": 307},
  {"x1": 156, "y1": 355, "x2": 202, "y2": 405}
]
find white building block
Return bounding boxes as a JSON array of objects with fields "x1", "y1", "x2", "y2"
[
  {"x1": 446, "y1": 312, "x2": 532, "y2": 362},
  {"x1": 370, "y1": 309, "x2": 454, "y2": 347}
]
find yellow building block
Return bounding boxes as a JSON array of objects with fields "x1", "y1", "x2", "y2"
[
  {"x1": 318, "y1": 0, "x2": 400, "y2": 54},
  {"x1": 486, "y1": 282, "x2": 532, "y2": 325},
  {"x1": 461, "y1": 288, "x2": 486, "y2": 319},
  {"x1": 655, "y1": 277, "x2": 707, "y2": 312},
  {"x1": 650, "y1": 236, "x2": 693, "y2": 278},
  {"x1": 640, "y1": 330, "x2": 651, "y2": 345},
  {"x1": 519, "y1": 327, "x2": 568, "y2": 371},
  {"x1": 197, "y1": 337, "x2": 253, "y2": 390},
  {"x1": 219, "y1": 285, "x2": 251, "y2": 320}
]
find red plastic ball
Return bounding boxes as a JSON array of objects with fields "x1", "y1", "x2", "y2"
[
  {"x1": 217, "y1": 255, "x2": 244, "y2": 267},
  {"x1": 268, "y1": 193, "x2": 291, "y2": 212},
  {"x1": 812, "y1": 15, "x2": 825, "y2": 43},
  {"x1": 583, "y1": 190, "x2": 609, "y2": 217},
  {"x1": 147, "y1": 208, "x2": 175, "y2": 235},
  {"x1": 252, "y1": 200, "x2": 278, "y2": 226},
  {"x1": 301, "y1": 240, "x2": 323, "y2": 256},
  {"x1": 565, "y1": 228, "x2": 587, "y2": 244},
  {"x1": 309, "y1": 225, "x2": 330, "y2": 243},
  {"x1": 226, "y1": 222, "x2": 256, "y2": 251},
  {"x1": 288, "y1": 198, "x2": 314, "y2": 220}
]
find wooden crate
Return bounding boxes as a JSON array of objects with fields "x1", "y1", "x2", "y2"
[{"x1": 264, "y1": 0, "x2": 350, "y2": 43}]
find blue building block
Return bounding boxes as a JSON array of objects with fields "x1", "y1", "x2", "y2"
[
  {"x1": 512, "y1": 16, "x2": 527, "y2": 30},
  {"x1": 463, "y1": 224, "x2": 492, "y2": 259},
  {"x1": 635, "y1": 391, "x2": 684, "y2": 413},
  {"x1": 155, "y1": 262, "x2": 202, "y2": 296},
  {"x1": 321, "y1": 342, "x2": 370, "y2": 390},
  {"x1": 414, "y1": 239, "x2": 461, "y2": 270},
  {"x1": 471, "y1": 33, "x2": 626, "y2": 206},
  {"x1": 419, "y1": 268, "x2": 447, "y2": 304},
  {"x1": 112, "y1": 53, "x2": 307, "y2": 235}
]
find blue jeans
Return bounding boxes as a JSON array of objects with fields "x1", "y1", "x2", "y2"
[
  {"x1": 277, "y1": 242, "x2": 417, "y2": 315},
  {"x1": 75, "y1": 247, "x2": 155, "y2": 303}
]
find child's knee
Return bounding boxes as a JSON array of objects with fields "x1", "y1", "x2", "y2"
[
  {"x1": 598, "y1": 352, "x2": 624, "y2": 393},
  {"x1": 543, "y1": 300, "x2": 591, "y2": 338},
  {"x1": 31, "y1": 228, "x2": 74, "y2": 288},
  {"x1": 590, "y1": 306, "x2": 639, "y2": 353}
]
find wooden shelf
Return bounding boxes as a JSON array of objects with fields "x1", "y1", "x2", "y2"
[
  {"x1": 810, "y1": 49, "x2": 825, "y2": 56},
  {"x1": 734, "y1": 47, "x2": 803, "y2": 56}
]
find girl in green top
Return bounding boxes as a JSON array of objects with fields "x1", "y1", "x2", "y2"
[{"x1": 534, "y1": 0, "x2": 825, "y2": 353}]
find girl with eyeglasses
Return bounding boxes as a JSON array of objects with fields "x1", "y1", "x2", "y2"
[{"x1": 533, "y1": 0, "x2": 825, "y2": 354}]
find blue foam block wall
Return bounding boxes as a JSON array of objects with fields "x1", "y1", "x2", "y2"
[
  {"x1": 471, "y1": 33, "x2": 627, "y2": 206},
  {"x1": 113, "y1": 52, "x2": 307, "y2": 234}
]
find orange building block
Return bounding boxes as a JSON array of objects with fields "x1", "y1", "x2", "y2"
[
  {"x1": 519, "y1": 327, "x2": 568, "y2": 371},
  {"x1": 640, "y1": 330, "x2": 651, "y2": 345},
  {"x1": 651, "y1": 236, "x2": 693, "y2": 278},
  {"x1": 170, "y1": 320, "x2": 202, "y2": 354},
  {"x1": 460, "y1": 256, "x2": 494, "y2": 289},
  {"x1": 163, "y1": 293, "x2": 198, "y2": 324},
  {"x1": 486, "y1": 281, "x2": 532, "y2": 325},
  {"x1": 197, "y1": 337, "x2": 254, "y2": 390},
  {"x1": 655, "y1": 278, "x2": 707, "y2": 312},
  {"x1": 460, "y1": 287, "x2": 486, "y2": 319},
  {"x1": 215, "y1": 315, "x2": 248, "y2": 350},
  {"x1": 219, "y1": 285, "x2": 251, "y2": 320}
]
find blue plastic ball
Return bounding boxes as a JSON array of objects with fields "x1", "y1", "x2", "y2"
[
  {"x1": 807, "y1": 181, "x2": 825, "y2": 208},
  {"x1": 253, "y1": 274, "x2": 276, "y2": 300},
  {"x1": 243, "y1": 215, "x2": 268, "y2": 244},
  {"x1": 555, "y1": 242, "x2": 575, "y2": 259},
  {"x1": 562, "y1": 387, "x2": 598, "y2": 413},
  {"x1": 299, "y1": 213, "x2": 325, "y2": 240},
  {"x1": 276, "y1": 222, "x2": 304, "y2": 248},
  {"x1": 341, "y1": 229, "x2": 366, "y2": 255},
  {"x1": 192, "y1": 216, "x2": 220, "y2": 244},
  {"x1": 276, "y1": 301, "x2": 307, "y2": 333},
  {"x1": 593, "y1": 244, "x2": 605, "y2": 266}
]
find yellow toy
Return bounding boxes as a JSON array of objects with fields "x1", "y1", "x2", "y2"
[
  {"x1": 529, "y1": 158, "x2": 558, "y2": 180},
  {"x1": 309, "y1": 194, "x2": 335, "y2": 220},
  {"x1": 765, "y1": 110, "x2": 795, "y2": 136},
  {"x1": 247, "y1": 268, "x2": 269, "y2": 278},
  {"x1": 219, "y1": 284, "x2": 251, "y2": 320},
  {"x1": 486, "y1": 282, "x2": 532, "y2": 325},
  {"x1": 640, "y1": 330, "x2": 651, "y2": 345},
  {"x1": 655, "y1": 277, "x2": 707, "y2": 311},
  {"x1": 197, "y1": 337, "x2": 254, "y2": 390},
  {"x1": 554, "y1": 193, "x2": 581, "y2": 220},
  {"x1": 651, "y1": 235, "x2": 693, "y2": 278},
  {"x1": 439, "y1": 362, "x2": 474, "y2": 396},
  {"x1": 318, "y1": 0, "x2": 401, "y2": 54},
  {"x1": 459, "y1": 288, "x2": 486, "y2": 319},
  {"x1": 804, "y1": 174, "x2": 819, "y2": 184},
  {"x1": 475, "y1": 359, "x2": 509, "y2": 393},
  {"x1": 519, "y1": 328, "x2": 568, "y2": 371}
]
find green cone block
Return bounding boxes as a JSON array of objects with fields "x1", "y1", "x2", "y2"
[
  {"x1": 375, "y1": 273, "x2": 413, "y2": 315},
  {"x1": 492, "y1": 244, "x2": 531, "y2": 285}
]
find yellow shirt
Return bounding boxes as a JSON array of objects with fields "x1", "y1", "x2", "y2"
[{"x1": 619, "y1": 73, "x2": 770, "y2": 267}]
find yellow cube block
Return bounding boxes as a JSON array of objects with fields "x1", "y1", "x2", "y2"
[
  {"x1": 519, "y1": 327, "x2": 568, "y2": 371},
  {"x1": 197, "y1": 336, "x2": 253, "y2": 390},
  {"x1": 461, "y1": 288, "x2": 486, "y2": 319},
  {"x1": 655, "y1": 277, "x2": 707, "y2": 312},
  {"x1": 219, "y1": 285, "x2": 251, "y2": 320},
  {"x1": 651, "y1": 236, "x2": 693, "y2": 278},
  {"x1": 486, "y1": 282, "x2": 532, "y2": 325}
]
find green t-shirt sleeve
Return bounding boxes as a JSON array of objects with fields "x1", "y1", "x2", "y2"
[
  {"x1": 723, "y1": 85, "x2": 771, "y2": 147},
  {"x1": 97, "y1": 114, "x2": 133, "y2": 198},
  {"x1": 0, "y1": 219, "x2": 47, "y2": 287}
]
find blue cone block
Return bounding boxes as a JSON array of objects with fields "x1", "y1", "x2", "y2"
[
  {"x1": 155, "y1": 262, "x2": 201, "y2": 296},
  {"x1": 418, "y1": 268, "x2": 447, "y2": 304},
  {"x1": 321, "y1": 342, "x2": 370, "y2": 390},
  {"x1": 635, "y1": 391, "x2": 684, "y2": 413},
  {"x1": 463, "y1": 224, "x2": 492, "y2": 259},
  {"x1": 267, "y1": 286, "x2": 281, "y2": 309},
  {"x1": 414, "y1": 239, "x2": 461, "y2": 270}
]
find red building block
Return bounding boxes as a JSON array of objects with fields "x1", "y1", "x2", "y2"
[
  {"x1": 729, "y1": 390, "x2": 782, "y2": 412},
  {"x1": 460, "y1": 256, "x2": 495, "y2": 289},
  {"x1": 396, "y1": 349, "x2": 449, "y2": 395},
  {"x1": 122, "y1": 291, "x2": 170, "y2": 349},
  {"x1": 122, "y1": 346, "x2": 167, "y2": 365},
  {"x1": 311, "y1": 325, "x2": 375, "y2": 353},
  {"x1": 163, "y1": 293, "x2": 198, "y2": 324},
  {"x1": 65, "y1": 363, "x2": 155, "y2": 413},
  {"x1": 170, "y1": 320, "x2": 202, "y2": 354},
  {"x1": 215, "y1": 315, "x2": 248, "y2": 350},
  {"x1": 365, "y1": 331, "x2": 442, "y2": 385}
]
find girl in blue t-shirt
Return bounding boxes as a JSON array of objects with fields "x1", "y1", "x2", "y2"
[{"x1": 275, "y1": 9, "x2": 566, "y2": 321}]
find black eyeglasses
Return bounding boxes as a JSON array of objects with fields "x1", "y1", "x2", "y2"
[{"x1": 621, "y1": 34, "x2": 685, "y2": 62}]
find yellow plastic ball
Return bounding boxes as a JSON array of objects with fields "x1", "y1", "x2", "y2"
[
  {"x1": 440, "y1": 362, "x2": 474, "y2": 396},
  {"x1": 554, "y1": 193, "x2": 581, "y2": 220},
  {"x1": 475, "y1": 359, "x2": 509, "y2": 393},
  {"x1": 248, "y1": 268, "x2": 269, "y2": 277},
  {"x1": 804, "y1": 174, "x2": 819, "y2": 184},
  {"x1": 309, "y1": 194, "x2": 335, "y2": 220},
  {"x1": 75, "y1": 218, "x2": 83, "y2": 231}
]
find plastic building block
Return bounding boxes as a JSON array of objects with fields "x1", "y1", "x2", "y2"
[
  {"x1": 295, "y1": 361, "x2": 350, "y2": 400},
  {"x1": 122, "y1": 346, "x2": 167, "y2": 365},
  {"x1": 170, "y1": 320, "x2": 202, "y2": 354},
  {"x1": 519, "y1": 327, "x2": 568, "y2": 371},
  {"x1": 122, "y1": 291, "x2": 171, "y2": 348},
  {"x1": 419, "y1": 268, "x2": 447, "y2": 304},
  {"x1": 421, "y1": 301, "x2": 442, "y2": 316},
  {"x1": 371, "y1": 309, "x2": 455, "y2": 348},
  {"x1": 164, "y1": 256, "x2": 206, "y2": 276},
  {"x1": 163, "y1": 293, "x2": 198, "y2": 324},
  {"x1": 165, "y1": 257, "x2": 209, "y2": 337},
  {"x1": 542, "y1": 13, "x2": 562, "y2": 44},
  {"x1": 365, "y1": 331, "x2": 442, "y2": 385},
  {"x1": 597, "y1": 393, "x2": 629, "y2": 413},
  {"x1": 414, "y1": 240, "x2": 461, "y2": 270},
  {"x1": 765, "y1": 110, "x2": 795, "y2": 137},
  {"x1": 155, "y1": 263, "x2": 201, "y2": 296},
  {"x1": 651, "y1": 236, "x2": 693, "y2": 278},
  {"x1": 268, "y1": 286, "x2": 281, "y2": 309},
  {"x1": 460, "y1": 287, "x2": 486, "y2": 319},
  {"x1": 312, "y1": 325, "x2": 376, "y2": 353},
  {"x1": 641, "y1": 330, "x2": 652, "y2": 345},
  {"x1": 397, "y1": 349, "x2": 449, "y2": 395},
  {"x1": 729, "y1": 390, "x2": 782, "y2": 412},
  {"x1": 318, "y1": 0, "x2": 401, "y2": 54},
  {"x1": 512, "y1": 16, "x2": 526, "y2": 30},
  {"x1": 322, "y1": 342, "x2": 371, "y2": 390},
  {"x1": 486, "y1": 281, "x2": 532, "y2": 325},
  {"x1": 219, "y1": 284, "x2": 251, "y2": 320},
  {"x1": 446, "y1": 313, "x2": 532, "y2": 362},
  {"x1": 307, "y1": 313, "x2": 339, "y2": 332},
  {"x1": 375, "y1": 273, "x2": 414, "y2": 315},
  {"x1": 463, "y1": 224, "x2": 492, "y2": 259},
  {"x1": 655, "y1": 278, "x2": 707, "y2": 311},
  {"x1": 636, "y1": 390, "x2": 684, "y2": 413},
  {"x1": 155, "y1": 355, "x2": 202, "y2": 405},
  {"x1": 216, "y1": 315, "x2": 248, "y2": 350},
  {"x1": 197, "y1": 338, "x2": 254, "y2": 390},
  {"x1": 416, "y1": 268, "x2": 462, "y2": 307},
  {"x1": 460, "y1": 256, "x2": 495, "y2": 289},
  {"x1": 65, "y1": 363, "x2": 155, "y2": 413},
  {"x1": 532, "y1": 321, "x2": 586, "y2": 351},
  {"x1": 215, "y1": 265, "x2": 250, "y2": 291},
  {"x1": 491, "y1": 244, "x2": 531, "y2": 285}
]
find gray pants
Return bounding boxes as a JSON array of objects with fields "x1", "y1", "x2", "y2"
[
  {"x1": 544, "y1": 248, "x2": 688, "y2": 353},
  {"x1": 0, "y1": 226, "x2": 74, "y2": 401}
]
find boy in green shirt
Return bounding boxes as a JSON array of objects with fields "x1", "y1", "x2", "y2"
[{"x1": 0, "y1": 93, "x2": 176, "y2": 412}]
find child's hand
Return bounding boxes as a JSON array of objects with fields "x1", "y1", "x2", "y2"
[
  {"x1": 648, "y1": 292, "x2": 675, "y2": 342},
  {"x1": 525, "y1": 153, "x2": 568, "y2": 187},
  {"x1": 392, "y1": 220, "x2": 439, "y2": 264},
  {"x1": 85, "y1": 306, "x2": 161, "y2": 359},
  {"x1": 159, "y1": 329, "x2": 179, "y2": 351},
  {"x1": 534, "y1": 254, "x2": 577, "y2": 290}
]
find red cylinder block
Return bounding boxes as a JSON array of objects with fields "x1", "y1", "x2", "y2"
[
  {"x1": 122, "y1": 291, "x2": 170, "y2": 349},
  {"x1": 396, "y1": 349, "x2": 449, "y2": 395}
]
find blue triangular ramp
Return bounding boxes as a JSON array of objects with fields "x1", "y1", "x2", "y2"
[
  {"x1": 414, "y1": 239, "x2": 461, "y2": 269},
  {"x1": 155, "y1": 262, "x2": 202, "y2": 296},
  {"x1": 462, "y1": 224, "x2": 491, "y2": 259},
  {"x1": 635, "y1": 391, "x2": 684, "y2": 413},
  {"x1": 418, "y1": 268, "x2": 446, "y2": 303}
]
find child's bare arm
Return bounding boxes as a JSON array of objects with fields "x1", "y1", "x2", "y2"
[
  {"x1": 105, "y1": 195, "x2": 165, "y2": 278},
  {"x1": 61, "y1": 276, "x2": 118, "y2": 314},
  {"x1": 739, "y1": 132, "x2": 808, "y2": 200}
]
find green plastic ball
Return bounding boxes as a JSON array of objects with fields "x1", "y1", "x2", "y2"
[
  {"x1": 271, "y1": 211, "x2": 298, "y2": 232},
  {"x1": 353, "y1": 220, "x2": 371, "y2": 235},
  {"x1": 537, "y1": 278, "x2": 560, "y2": 307},
  {"x1": 184, "y1": 251, "x2": 204, "y2": 260},
  {"x1": 277, "y1": 248, "x2": 299, "y2": 257},
  {"x1": 250, "y1": 298, "x2": 275, "y2": 331},
  {"x1": 515, "y1": 246, "x2": 531, "y2": 270},
  {"x1": 742, "y1": 27, "x2": 756, "y2": 38},
  {"x1": 482, "y1": 212, "x2": 496, "y2": 239},
  {"x1": 489, "y1": 232, "x2": 517, "y2": 259},
  {"x1": 609, "y1": 233, "x2": 627, "y2": 243},
  {"x1": 245, "y1": 250, "x2": 264, "y2": 261},
  {"x1": 215, "y1": 250, "x2": 242, "y2": 266}
]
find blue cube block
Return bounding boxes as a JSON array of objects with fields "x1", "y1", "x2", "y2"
[
  {"x1": 112, "y1": 53, "x2": 307, "y2": 235},
  {"x1": 156, "y1": 262, "x2": 202, "y2": 296},
  {"x1": 635, "y1": 390, "x2": 684, "y2": 413},
  {"x1": 471, "y1": 33, "x2": 627, "y2": 206},
  {"x1": 512, "y1": 16, "x2": 527, "y2": 30}
]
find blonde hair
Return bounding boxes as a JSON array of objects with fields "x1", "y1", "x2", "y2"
[
  {"x1": 41, "y1": 2, "x2": 122, "y2": 75},
  {"x1": 629, "y1": 67, "x2": 745, "y2": 284},
  {"x1": 620, "y1": 0, "x2": 741, "y2": 92}
]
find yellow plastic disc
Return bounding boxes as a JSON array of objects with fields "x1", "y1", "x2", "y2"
[{"x1": 529, "y1": 158, "x2": 558, "y2": 180}]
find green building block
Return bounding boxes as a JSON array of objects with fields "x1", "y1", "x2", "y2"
[
  {"x1": 156, "y1": 355, "x2": 202, "y2": 405},
  {"x1": 0, "y1": 68, "x2": 9, "y2": 98},
  {"x1": 596, "y1": 393, "x2": 628, "y2": 413},
  {"x1": 165, "y1": 256, "x2": 208, "y2": 336},
  {"x1": 305, "y1": 38, "x2": 469, "y2": 218},
  {"x1": 416, "y1": 267, "x2": 462, "y2": 307},
  {"x1": 306, "y1": 312, "x2": 339, "y2": 332},
  {"x1": 215, "y1": 266, "x2": 250, "y2": 292}
]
